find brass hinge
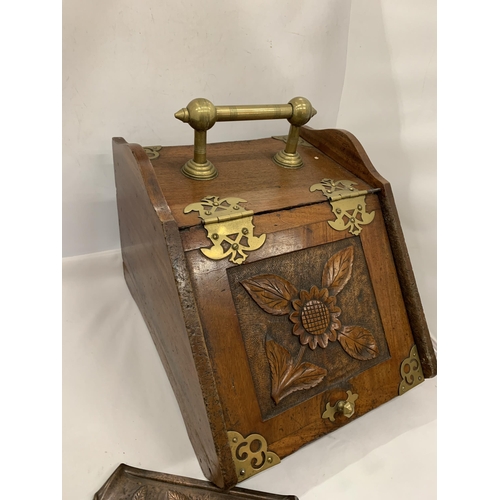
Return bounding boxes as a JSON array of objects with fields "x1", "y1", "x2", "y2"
[
  {"x1": 310, "y1": 179, "x2": 380, "y2": 235},
  {"x1": 203, "y1": 209, "x2": 254, "y2": 225},
  {"x1": 184, "y1": 196, "x2": 266, "y2": 265}
]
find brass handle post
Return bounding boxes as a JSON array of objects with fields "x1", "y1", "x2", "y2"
[{"x1": 174, "y1": 97, "x2": 317, "y2": 180}]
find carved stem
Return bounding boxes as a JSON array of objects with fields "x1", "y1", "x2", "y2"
[{"x1": 294, "y1": 345, "x2": 307, "y2": 367}]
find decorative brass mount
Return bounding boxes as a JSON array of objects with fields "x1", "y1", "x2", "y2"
[
  {"x1": 184, "y1": 196, "x2": 266, "y2": 265},
  {"x1": 399, "y1": 345, "x2": 424, "y2": 395},
  {"x1": 228, "y1": 430, "x2": 280, "y2": 482},
  {"x1": 143, "y1": 145, "x2": 162, "y2": 160},
  {"x1": 310, "y1": 179, "x2": 380, "y2": 235},
  {"x1": 322, "y1": 390, "x2": 359, "y2": 422},
  {"x1": 175, "y1": 97, "x2": 317, "y2": 180}
]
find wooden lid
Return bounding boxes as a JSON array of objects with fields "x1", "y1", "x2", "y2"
[{"x1": 150, "y1": 137, "x2": 374, "y2": 228}]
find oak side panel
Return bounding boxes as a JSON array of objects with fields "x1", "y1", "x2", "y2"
[
  {"x1": 112, "y1": 138, "x2": 237, "y2": 488},
  {"x1": 300, "y1": 127, "x2": 437, "y2": 378}
]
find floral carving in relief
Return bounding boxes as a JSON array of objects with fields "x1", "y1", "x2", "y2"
[{"x1": 241, "y1": 246, "x2": 379, "y2": 404}]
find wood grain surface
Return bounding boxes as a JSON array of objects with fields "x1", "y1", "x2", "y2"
[
  {"x1": 113, "y1": 138, "x2": 236, "y2": 488},
  {"x1": 185, "y1": 194, "x2": 415, "y2": 460},
  {"x1": 299, "y1": 127, "x2": 437, "y2": 377},
  {"x1": 150, "y1": 137, "x2": 372, "y2": 229}
]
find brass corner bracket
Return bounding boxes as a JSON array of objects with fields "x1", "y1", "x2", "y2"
[
  {"x1": 143, "y1": 145, "x2": 162, "y2": 160},
  {"x1": 310, "y1": 179, "x2": 379, "y2": 235},
  {"x1": 228, "y1": 431, "x2": 280, "y2": 482},
  {"x1": 175, "y1": 97, "x2": 317, "y2": 180},
  {"x1": 399, "y1": 345, "x2": 424, "y2": 395},
  {"x1": 184, "y1": 196, "x2": 266, "y2": 265}
]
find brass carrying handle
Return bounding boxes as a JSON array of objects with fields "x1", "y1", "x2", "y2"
[{"x1": 174, "y1": 97, "x2": 317, "y2": 180}]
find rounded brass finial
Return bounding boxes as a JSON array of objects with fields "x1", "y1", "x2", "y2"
[
  {"x1": 174, "y1": 108, "x2": 187, "y2": 122},
  {"x1": 182, "y1": 98, "x2": 217, "y2": 131},
  {"x1": 287, "y1": 96, "x2": 317, "y2": 127}
]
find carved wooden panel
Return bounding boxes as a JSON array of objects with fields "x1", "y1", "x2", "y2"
[{"x1": 227, "y1": 237, "x2": 389, "y2": 420}]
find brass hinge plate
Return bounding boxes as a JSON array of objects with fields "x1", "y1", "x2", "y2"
[
  {"x1": 399, "y1": 345, "x2": 424, "y2": 395},
  {"x1": 184, "y1": 196, "x2": 266, "y2": 265},
  {"x1": 228, "y1": 430, "x2": 280, "y2": 482},
  {"x1": 310, "y1": 179, "x2": 379, "y2": 235}
]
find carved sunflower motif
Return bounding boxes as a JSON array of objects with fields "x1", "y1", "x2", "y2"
[
  {"x1": 289, "y1": 286, "x2": 341, "y2": 349},
  {"x1": 241, "y1": 245, "x2": 379, "y2": 404}
]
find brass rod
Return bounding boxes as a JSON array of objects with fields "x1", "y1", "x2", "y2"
[
  {"x1": 175, "y1": 97, "x2": 317, "y2": 179},
  {"x1": 193, "y1": 130, "x2": 207, "y2": 164},
  {"x1": 215, "y1": 104, "x2": 293, "y2": 122},
  {"x1": 284, "y1": 124, "x2": 300, "y2": 154}
]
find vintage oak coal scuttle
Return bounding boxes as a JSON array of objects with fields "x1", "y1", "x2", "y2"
[{"x1": 112, "y1": 97, "x2": 436, "y2": 490}]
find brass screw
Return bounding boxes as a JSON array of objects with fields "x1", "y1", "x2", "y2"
[
  {"x1": 204, "y1": 210, "x2": 212, "y2": 216},
  {"x1": 213, "y1": 202, "x2": 219, "y2": 206},
  {"x1": 350, "y1": 217, "x2": 355, "y2": 223},
  {"x1": 212, "y1": 234, "x2": 219, "y2": 240},
  {"x1": 336, "y1": 208, "x2": 342, "y2": 214},
  {"x1": 242, "y1": 228, "x2": 249, "y2": 235},
  {"x1": 232, "y1": 437, "x2": 238, "y2": 443},
  {"x1": 349, "y1": 187, "x2": 354, "y2": 191},
  {"x1": 267, "y1": 457, "x2": 273, "y2": 463},
  {"x1": 232, "y1": 243, "x2": 239, "y2": 250},
  {"x1": 326, "y1": 189, "x2": 332, "y2": 194},
  {"x1": 233, "y1": 205, "x2": 240, "y2": 210},
  {"x1": 418, "y1": 376, "x2": 422, "y2": 381},
  {"x1": 357, "y1": 204, "x2": 362, "y2": 210},
  {"x1": 240, "y1": 469, "x2": 246, "y2": 476}
]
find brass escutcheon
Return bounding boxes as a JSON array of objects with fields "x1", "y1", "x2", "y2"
[{"x1": 322, "y1": 390, "x2": 359, "y2": 422}]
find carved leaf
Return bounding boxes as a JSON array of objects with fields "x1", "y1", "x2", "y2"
[
  {"x1": 337, "y1": 326, "x2": 379, "y2": 360},
  {"x1": 322, "y1": 246, "x2": 354, "y2": 295},
  {"x1": 133, "y1": 486, "x2": 148, "y2": 500},
  {"x1": 167, "y1": 491, "x2": 190, "y2": 500},
  {"x1": 266, "y1": 340, "x2": 327, "y2": 404},
  {"x1": 241, "y1": 275, "x2": 298, "y2": 315}
]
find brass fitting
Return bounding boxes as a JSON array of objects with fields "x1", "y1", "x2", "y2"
[
  {"x1": 174, "y1": 97, "x2": 317, "y2": 180},
  {"x1": 175, "y1": 98, "x2": 217, "y2": 131}
]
